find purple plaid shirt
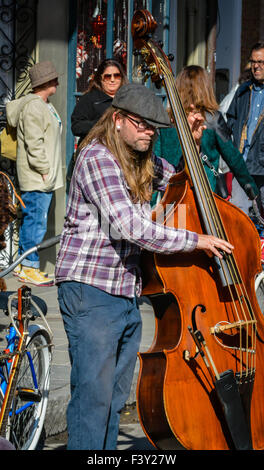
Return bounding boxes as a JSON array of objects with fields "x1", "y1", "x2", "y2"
[{"x1": 55, "y1": 140, "x2": 198, "y2": 297}]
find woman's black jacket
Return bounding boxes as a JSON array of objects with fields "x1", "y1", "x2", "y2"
[{"x1": 71, "y1": 88, "x2": 113, "y2": 143}]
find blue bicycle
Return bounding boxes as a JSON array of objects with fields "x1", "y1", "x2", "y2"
[{"x1": 0, "y1": 236, "x2": 59, "y2": 450}]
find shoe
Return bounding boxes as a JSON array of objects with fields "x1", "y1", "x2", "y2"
[
  {"x1": 13, "y1": 264, "x2": 53, "y2": 279},
  {"x1": 13, "y1": 264, "x2": 22, "y2": 277},
  {"x1": 17, "y1": 267, "x2": 54, "y2": 287}
]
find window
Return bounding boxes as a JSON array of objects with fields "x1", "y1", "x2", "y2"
[{"x1": 74, "y1": 0, "x2": 170, "y2": 94}]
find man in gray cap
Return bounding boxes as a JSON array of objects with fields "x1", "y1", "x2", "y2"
[
  {"x1": 6, "y1": 61, "x2": 63, "y2": 285},
  {"x1": 55, "y1": 82, "x2": 233, "y2": 451}
]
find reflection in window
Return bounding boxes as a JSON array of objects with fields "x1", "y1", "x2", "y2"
[
  {"x1": 76, "y1": 0, "x2": 107, "y2": 93},
  {"x1": 75, "y1": 0, "x2": 150, "y2": 94}
]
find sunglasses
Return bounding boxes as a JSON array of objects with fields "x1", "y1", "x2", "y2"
[{"x1": 102, "y1": 73, "x2": 122, "y2": 82}]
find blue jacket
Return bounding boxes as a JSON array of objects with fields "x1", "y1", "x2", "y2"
[{"x1": 227, "y1": 80, "x2": 264, "y2": 175}]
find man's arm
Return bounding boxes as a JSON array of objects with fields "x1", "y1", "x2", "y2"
[
  {"x1": 79, "y1": 145, "x2": 198, "y2": 254},
  {"x1": 21, "y1": 101, "x2": 50, "y2": 175}
]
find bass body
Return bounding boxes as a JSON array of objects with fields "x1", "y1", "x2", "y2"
[
  {"x1": 137, "y1": 171, "x2": 264, "y2": 450},
  {"x1": 132, "y1": 9, "x2": 264, "y2": 450}
]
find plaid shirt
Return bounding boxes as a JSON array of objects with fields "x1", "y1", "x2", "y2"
[{"x1": 55, "y1": 140, "x2": 198, "y2": 297}]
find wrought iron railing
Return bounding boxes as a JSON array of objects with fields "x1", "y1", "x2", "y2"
[{"x1": 0, "y1": 0, "x2": 37, "y2": 267}]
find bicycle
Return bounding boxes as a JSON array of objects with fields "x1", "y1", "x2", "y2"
[{"x1": 0, "y1": 235, "x2": 60, "y2": 450}]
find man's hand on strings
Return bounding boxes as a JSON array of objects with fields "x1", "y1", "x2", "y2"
[{"x1": 196, "y1": 234, "x2": 234, "y2": 259}]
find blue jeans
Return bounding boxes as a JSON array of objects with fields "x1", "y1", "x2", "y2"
[
  {"x1": 19, "y1": 191, "x2": 53, "y2": 268},
  {"x1": 57, "y1": 281, "x2": 142, "y2": 450}
]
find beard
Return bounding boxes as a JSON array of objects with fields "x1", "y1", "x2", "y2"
[{"x1": 124, "y1": 139, "x2": 153, "y2": 164}]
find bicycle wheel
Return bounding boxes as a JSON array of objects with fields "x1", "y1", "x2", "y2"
[
  {"x1": 255, "y1": 270, "x2": 264, "y2": 315},
  {"x1": 8, "y1": 327, "x2": 51, "y2": 450}
]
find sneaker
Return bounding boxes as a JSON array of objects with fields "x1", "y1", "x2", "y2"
[
  {"x1": 13, "y1": 265, "x2": 53, "y2": 279},
  {"x1": 13, "y1": 264, "x2": 22, "y2": 277},
  {"x1": 17, "y1": 267, "x2": 54, "y2": 287}
]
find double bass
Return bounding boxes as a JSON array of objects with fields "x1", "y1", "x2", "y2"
[{"x1": 132, "y1": 10, "x2": 264, "y2": 450}]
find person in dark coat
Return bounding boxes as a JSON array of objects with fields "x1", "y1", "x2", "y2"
[
  {"x1": 71, "y1": 58, "x2": 127, "y2": 145},
  {"x1": 227, "y1": 42, "x2": 264, "y2": 216}
]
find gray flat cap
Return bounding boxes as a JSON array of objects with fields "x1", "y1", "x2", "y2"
[{"x1": 112, "y1": 83, "x2": 171, "y2": 128}]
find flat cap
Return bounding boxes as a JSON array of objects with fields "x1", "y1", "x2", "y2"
[
  {"x1": 29, "y1": 61, "x2": 58, "y2": 88},
  {"x1": 112, "y1": 83, "x2": 171, "y2": 128}
]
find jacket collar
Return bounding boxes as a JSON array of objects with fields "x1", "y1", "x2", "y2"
[
  {"x1": 237, "y1": 80, "x2": 253, "y2": 97},
  {"x1": 89, "y1": 87, "x2": 113, "y2": 104},
  {"x1": 237, "y1": 78, "x2": 264, "y2": 96}
]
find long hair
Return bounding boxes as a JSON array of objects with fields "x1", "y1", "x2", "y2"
[
  {"x1": 85, "y1": 58, "x2": 128, "y2": 94},
  {"x1": 175, "y1": 65, "x2": 219, "y2": 116},
  {"x1": 79, "y1": 107, "x2": 154, "y2": 203}
]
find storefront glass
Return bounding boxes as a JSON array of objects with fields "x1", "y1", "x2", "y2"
[{"x1": 74, "y1": 0, "x2": 165, "y2": 94}]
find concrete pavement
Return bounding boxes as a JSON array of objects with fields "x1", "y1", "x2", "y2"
[{"x1": 0, "y1": 274, "x2": 156, "y2": 449}]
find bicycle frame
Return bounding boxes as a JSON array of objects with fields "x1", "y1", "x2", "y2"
[
  {"x1": 0, "y1": 235, "x2": 59, "y2": 448},
  {"x1": 0, "y1": 325, "x2": 39, "y2": 420},
  {"x1": 0, "y1": 286, "x2": 36, "y2": 435}
]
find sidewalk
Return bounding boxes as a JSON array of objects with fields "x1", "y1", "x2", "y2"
[{"x1": 1, "y1": 274, "x2": 156, "y2": 441}]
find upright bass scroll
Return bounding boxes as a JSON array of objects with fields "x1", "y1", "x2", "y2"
[{"x1": 132, "y1": 9, "x2": 264, "y2": 450}]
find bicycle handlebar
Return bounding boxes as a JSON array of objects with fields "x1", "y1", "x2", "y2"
[
  {"x1": 36, "y1": 235, "x2": 61, "y2": 251},
  {"x1": 0, "y1": 235, "x2": 60, "y2": 278}
]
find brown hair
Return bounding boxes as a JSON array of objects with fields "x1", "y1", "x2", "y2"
[
  {"x1": 175, "y1": 65, "x2": 219, "y2": 116},
  {"x1": 85, "y1": 58, "x2": 128, "y2": 94},
  {"x1": 79, "y1": 107, "x2": 154, "y2": 203}
]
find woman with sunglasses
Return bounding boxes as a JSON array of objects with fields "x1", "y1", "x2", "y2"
[{"x1": 71, "y1": 58, "x2": 127, "y2": 145}]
